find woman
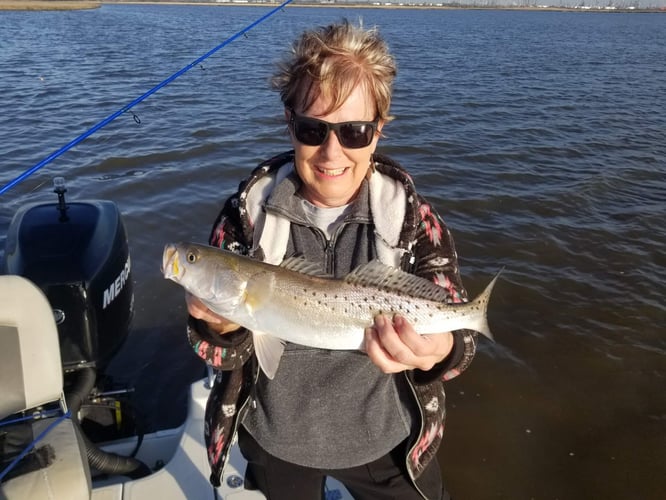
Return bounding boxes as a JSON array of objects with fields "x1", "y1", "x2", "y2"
[{"x1": 186, "y1": 19, "x2": 477, "y2": 500}]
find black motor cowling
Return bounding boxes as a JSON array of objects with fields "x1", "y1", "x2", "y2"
[{"x1": 2, "y1": 188, "x2": 133, "y2": 373}]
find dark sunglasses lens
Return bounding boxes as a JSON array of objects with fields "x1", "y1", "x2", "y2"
[
  {"x1": 339, "y1": 123, "x2": 374, "y2": 149},
  {"x1": 292, "y1": 114, "x2": 376, "y2": 149},
  {"x1": 294, "y1": 118, "x2": 328, "y2": 146}
]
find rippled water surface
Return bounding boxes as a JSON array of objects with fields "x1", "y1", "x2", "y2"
[{"x1": 1, "y1": 5, "x2": 664, "y2": 499}]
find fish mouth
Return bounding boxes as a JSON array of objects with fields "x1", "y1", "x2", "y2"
[{"x1": 161, "y1": 244, "x2": 181, "y2": 280}]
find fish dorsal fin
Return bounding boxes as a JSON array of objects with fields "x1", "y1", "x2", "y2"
[
  {"x1": 280, "y1": 256, "x2": 330, "y2": 277},
  {"x1": 344, "y1": 260, "x2": 450, "y2": 302},
  {"x1": 253, "y1": 331, "x2": 285, "y2": 380}
]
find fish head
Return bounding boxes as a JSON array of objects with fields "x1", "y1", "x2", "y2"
[{"x1": 162, "y1": 242, "x2": 249, "y2": 316}]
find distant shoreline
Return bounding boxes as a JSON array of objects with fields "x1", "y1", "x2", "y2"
[
  {"x1": 1, "y1": 0, "x2": 663, "y2": 13},
  {"x1": 0, "y1": 1, "x2": 100, "y2": 10},
  {"x1": 104, "y1": 1, "x2": 666, "y2": 13}
]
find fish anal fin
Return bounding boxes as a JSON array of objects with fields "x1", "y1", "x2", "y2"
[{"x1": 253, "y1": 331, "x2": 285, "y2": 380}]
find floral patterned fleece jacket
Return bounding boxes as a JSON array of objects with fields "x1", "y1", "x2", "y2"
[{"x1": 186, "y1": 151, "x2": 478, "y2": 491}]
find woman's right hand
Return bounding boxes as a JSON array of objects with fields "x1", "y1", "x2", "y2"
[{"x1": 185, "y1": 292, "x2": 241, "y2": 335}]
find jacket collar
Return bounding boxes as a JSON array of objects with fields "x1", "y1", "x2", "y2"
[{"x1": 239, "y1": 152, "x2": 418, "y2": 267}]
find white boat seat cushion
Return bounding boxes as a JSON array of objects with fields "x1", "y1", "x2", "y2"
[
  {"x1": 0, "y1": 275, "x2": 63, "y2": 420},
  {"x1": 0, "y1": 275, "x2": 91, "y2": 499}
]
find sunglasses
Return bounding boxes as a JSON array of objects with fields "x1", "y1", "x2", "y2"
[{"x1": 289, "y1": 109, "x2": 379, "y2": 149}]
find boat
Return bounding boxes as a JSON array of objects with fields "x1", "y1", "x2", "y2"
[{"x1": 0, "y1": 180, "x2": 353, "y2": 499}]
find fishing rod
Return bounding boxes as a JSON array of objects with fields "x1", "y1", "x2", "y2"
[{"x1": 0, "y1": 0, "x2": 294, "y2": 196}]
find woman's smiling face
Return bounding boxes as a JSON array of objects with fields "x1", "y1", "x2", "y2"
[{"x1": 289, "y1": 84, "x2": 383, "y2": 208}]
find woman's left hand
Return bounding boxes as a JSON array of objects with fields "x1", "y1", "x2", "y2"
[{"x1": 364, "y1": 314, "x2": 453, "y2": 373}]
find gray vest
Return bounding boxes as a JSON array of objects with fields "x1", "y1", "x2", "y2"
[{"x1": 241, "y1": 169, "x2": 417, "y2": 469}]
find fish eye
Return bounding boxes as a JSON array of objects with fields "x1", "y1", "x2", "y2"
[{"x1": 186, "y1": 251, "x2": 197, "y2": 263}]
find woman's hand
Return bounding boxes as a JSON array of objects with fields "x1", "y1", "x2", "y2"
[
  {"x1": 364, "y1": 314, "x2": 453, "y2": 373},
  {"x1": 185, "y1": 292, "x2": 241, "y2": 335}
]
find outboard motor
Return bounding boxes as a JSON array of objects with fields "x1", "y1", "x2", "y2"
[
  {"x1": 2, "y1": 177, "x2": 133, "y2": 374},
  {"x1": 1, "y1": 178, "x2": 149, "y2": 480}
]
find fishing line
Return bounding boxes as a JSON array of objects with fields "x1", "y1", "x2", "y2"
[
  {"x1": 0, "y1": 0, "x2": 294, "y2": 196},
  {"x1": 0, "y1": 410, "x2": 72, "y2": 482}
]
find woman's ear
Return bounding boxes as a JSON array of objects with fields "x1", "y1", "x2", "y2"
[{"x1": 376, "y1": 118, "x2": 385, "y2": 137}]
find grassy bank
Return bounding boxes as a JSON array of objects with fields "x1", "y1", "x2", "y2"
[{"x1": 0, "y1": 1, "x2": 100, "y2": 10}]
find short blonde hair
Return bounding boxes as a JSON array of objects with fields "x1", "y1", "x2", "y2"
[{"x1": 271, "y1": 19, "x2": 396, "y2": 121}]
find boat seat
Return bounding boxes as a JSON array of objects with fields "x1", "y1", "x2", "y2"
[{"x1": 0, "y1": 275, "x2": 91, "y2": 500}]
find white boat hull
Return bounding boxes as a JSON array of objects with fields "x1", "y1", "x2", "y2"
[{"x1": 92, "y1": 378, "x2": 351, "y2": 500}]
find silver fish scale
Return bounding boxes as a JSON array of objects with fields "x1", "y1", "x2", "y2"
[{"x1": 270, "y1": 276, "x2": 448, "y2": 331}]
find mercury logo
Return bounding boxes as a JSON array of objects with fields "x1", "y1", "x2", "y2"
[{"x1": 103, "y1": 256, "x2": 131, "y2": 310}]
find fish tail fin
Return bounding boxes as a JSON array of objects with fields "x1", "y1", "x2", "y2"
[{"x1": 467, "y1": 269, "x2": 502, "y2": 342}]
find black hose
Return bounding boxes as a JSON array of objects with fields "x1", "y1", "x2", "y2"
[{"x1": 65, "y1": 368, "x2": 151, "y2": 479}]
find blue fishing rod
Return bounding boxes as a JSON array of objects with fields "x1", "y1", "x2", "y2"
[{"x1": 0, "y1": 0, "x2": 293, "y2": 196}]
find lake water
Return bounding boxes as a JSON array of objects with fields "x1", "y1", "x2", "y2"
[{"x1": 1, "y1": 4, "x2": 664, "y2": 499}]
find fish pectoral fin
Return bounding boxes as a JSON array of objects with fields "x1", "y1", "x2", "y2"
[
  {"x1": 253, "y1": 332, "x2": 285, "y2": 380},
  {"x1": 244, "y1": 272, "x2": 274, "y2": 314}
]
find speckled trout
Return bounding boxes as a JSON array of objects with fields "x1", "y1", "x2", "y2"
[{"x1": 162, "y1": 242, "x2": 499, "y2": 379}]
